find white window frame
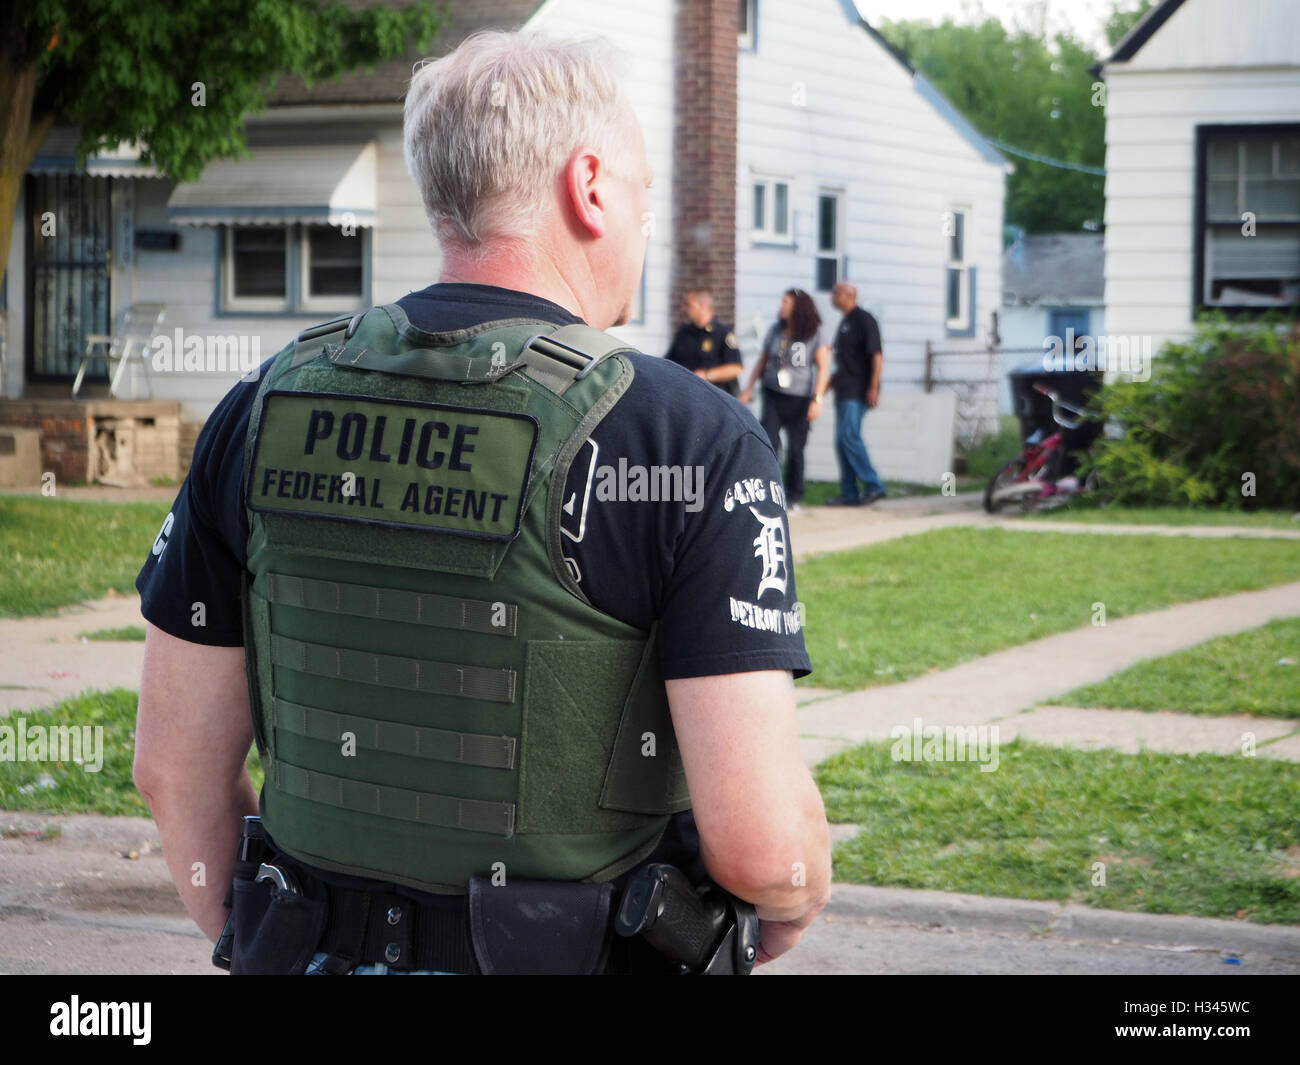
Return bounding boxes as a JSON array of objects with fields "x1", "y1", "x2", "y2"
[
  {"x1": 299, "y1": 225, "x2": 368, "y2": 314},
  {"x1": 223, "y1": 226, "x2": 291, "y2": 313},
  {"x1": 752, "y1": 175, "x2": 793, "y2": 245},
  {"x1": 815, "y1": 189, "x2": 843, "y2": 291},
  {"x1": 945, "y1": 206, "x2": 971, "y2": 331},
  {"x1": 738, "y1": 0, "x2": 756, "y2": 50}
]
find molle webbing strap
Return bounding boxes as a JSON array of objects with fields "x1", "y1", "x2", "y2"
[
  {"x1": 272, "y1": 696, "x2": 516, "y2": 770},
  {"x1": 266, "y1": 573, "x2": 517, "y2": 637},
  {"x1": 275, "y1": 760, "x2": 516, "y2": 837},
  {"x1": 271, "y1": 635, "x2": 516, "y2": 704}
]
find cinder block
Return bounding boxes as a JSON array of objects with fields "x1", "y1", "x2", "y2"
[{"x1": 0, "y1": 428, "x2": 43, "y2": 488}]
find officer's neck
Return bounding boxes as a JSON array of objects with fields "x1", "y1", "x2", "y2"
[{"x1": 440, "y1": 241, "x2": 594, "y2": 326}]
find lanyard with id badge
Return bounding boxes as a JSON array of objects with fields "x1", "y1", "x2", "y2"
[{"x1": 775, "y1": 334, "x2": 800, "y2": 390}]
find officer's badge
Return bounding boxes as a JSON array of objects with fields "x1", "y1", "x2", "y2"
[{"x1": 701, "y1": 339, "x2": 713, "y2": 352}]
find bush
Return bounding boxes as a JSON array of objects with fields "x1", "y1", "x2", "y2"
[{"x1": 1085, "y1": 317, "x2": 1300, "y2": 510}]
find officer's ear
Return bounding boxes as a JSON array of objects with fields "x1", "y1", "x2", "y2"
[{"x1": 563, "y1": 147, "x2": 607, "y2": 240}]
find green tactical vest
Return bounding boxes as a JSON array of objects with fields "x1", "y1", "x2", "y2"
[{"x1": 241, "y1": 303, "x2": 691, "y2": 896}]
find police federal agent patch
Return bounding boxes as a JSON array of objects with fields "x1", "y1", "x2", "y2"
[{"x1": 247, "y1": 392, "x2": 538, "y2": 541}]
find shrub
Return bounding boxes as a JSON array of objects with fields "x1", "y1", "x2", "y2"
[{"x1": 1085, "y1": 317, "x2": 1300, "y2": 510}]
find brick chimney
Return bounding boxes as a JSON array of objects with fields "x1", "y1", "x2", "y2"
[{"x1": 672, "y1": 0, "x2": 738, "y2": 330}]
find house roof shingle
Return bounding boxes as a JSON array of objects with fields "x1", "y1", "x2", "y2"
[{"x1": 1002, "y1": 233, "x2": 1105, "y2": 305}]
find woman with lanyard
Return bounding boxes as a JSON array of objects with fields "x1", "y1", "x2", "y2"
[{"x1": 739, "y1": 289, "x2": 832, "y2": 512}]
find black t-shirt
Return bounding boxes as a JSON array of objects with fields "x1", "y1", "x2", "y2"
[
  {"x1": 831, "y1": 306, "x2": 882, "y2": 403},
  {"x1": 664, "y1": 318, "x2": 742, "y2": 396},
  {"x1": 136, "y1": 283, "x2": 810, "y2": 681}
]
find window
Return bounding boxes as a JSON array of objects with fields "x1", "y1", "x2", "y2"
[
  {"x1": 222, "y1": 223, "x2": 368, "y2": 314},
  {"x1": 1197, "y1": 125, "x2": 1300, "y2": 310},
  {"x1": 752, "y1": 176, "x2": 791, "y2": 244},
  {"x1": 816, "y1": 191, "x2": 842, "y2": 291},
  {"x1": 738, "y1": 0, "x2": 756, "y2": 50},
  {"x1": 945, "y1": 207, "x2": 972, "y2": 332}
]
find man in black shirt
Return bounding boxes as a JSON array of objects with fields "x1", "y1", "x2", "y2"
[
  {"x1": 664, "y1": 288, "x2": 743, "y2": 396},
  {"x1": 131, "y1": 30, "x2": 829, "y2": 975},
  {"x1": 827, "y1": 282, "x2": 887, "y2": 506}
]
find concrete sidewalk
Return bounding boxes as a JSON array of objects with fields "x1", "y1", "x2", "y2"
[{"x1": 796, "y1": 580, "x2": 1300, "y2": 766}]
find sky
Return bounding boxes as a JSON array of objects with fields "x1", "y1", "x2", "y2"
[{"x1": 852, "y1": 0, "x2": 1137, "y2": 52}]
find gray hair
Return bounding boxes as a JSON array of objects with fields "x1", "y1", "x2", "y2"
[{"x1": 404, "y1": 30, "x2": 632, "y2": 249}]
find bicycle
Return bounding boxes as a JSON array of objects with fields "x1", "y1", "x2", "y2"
[{"x1": 983, "y1": 383, "x2": 1101, "y2": 514}]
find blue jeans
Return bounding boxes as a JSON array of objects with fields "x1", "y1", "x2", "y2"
[
  {"x1": 835, "y1": 397, "x2": 885, "y2": 500},
  {"x1": 305, "y1": 951, "x2": 456, "y2": 975}
]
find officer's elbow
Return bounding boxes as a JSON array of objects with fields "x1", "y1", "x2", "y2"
[{"x1": 702, "y1": 782, "x2": 832, "y2": 914}]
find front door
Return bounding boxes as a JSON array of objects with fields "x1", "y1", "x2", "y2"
[{"x1": 25, "y1": 173, "x2": 112, "y2": 382}]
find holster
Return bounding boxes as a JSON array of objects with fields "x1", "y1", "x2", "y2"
[
  {"x1": 228, "y1": 867, "x2": 327, "y2": 976},
  {"x1": 466, "y1": 876, "x2": 615, "y2": 975}
]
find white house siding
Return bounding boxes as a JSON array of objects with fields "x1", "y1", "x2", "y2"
[
  {"x1": 525, "y1": 0, "x2": 676, "y2": 360},
  {"x1": 735, "y1": 0, "x2": 1005, "y2": 484},
  {"x1": 117, "y1": 114, "x2": 442, "y2": 422},
  {"x1": 1102, "y1": 0, "x2": 1300, "y2": 350}
]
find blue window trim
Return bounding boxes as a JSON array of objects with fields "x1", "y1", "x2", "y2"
[
  {"x1": 214, "y1": 223, "x2": 371, "y2": 319},
  {"x1": 945, "y1": 264, "x2": 977, "y2": 338},
  {"x1": 739, "y1": 0, "x2": 759, "y2": 53}
]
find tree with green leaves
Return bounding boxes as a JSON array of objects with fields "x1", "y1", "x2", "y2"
[
  {"x1": 0, "y1": 0, "x2": 443, "y2": 274},
  {"x1": 879, "y1": 2, "x2": 1154, "y2": 235}
]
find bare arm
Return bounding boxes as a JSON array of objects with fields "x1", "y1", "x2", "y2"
[
  {"x1": 666, "y1": 670, "x2": 831, "y2": 964},
  {"x1": 700, "y1": 362, "x2": 743, "y2": 385},
  {"x1": 868, "y1": 349, "x2": 883, "y2": 408},
  {"x1": 808, "y1": 344, "x2": 833, "y2": 421},
  {"x1": 739, "y1": 349, "x2": 768, "y2": 402},
  {"x1": 133, "y1": 622, "x2": 259, "y2": 943}
]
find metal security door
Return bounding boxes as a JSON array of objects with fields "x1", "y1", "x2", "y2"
[{"x1": 26, "y1": 173, "x2": 113, "y2": 381}]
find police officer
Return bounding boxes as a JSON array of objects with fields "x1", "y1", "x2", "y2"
[
  {"x1": 665, "y1": 288, "x2": 742, "y2": 396},
  {"x1": 132, "y1": 30, "x2": 830, "y2": 976}
]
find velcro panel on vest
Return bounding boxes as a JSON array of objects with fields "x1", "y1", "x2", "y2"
[
  {"x1": 247, "y1": 393, "x2": 537, "y2": 542},
  {"x1": 517, "y1": 640, "x2": 670, "y2": 835},
  {"x1": 598, "y1": 628, "x2": 690, "y2": 815}
]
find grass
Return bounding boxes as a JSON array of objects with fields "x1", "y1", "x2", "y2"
[
  {"x1": 800, "y1": 480, "x2": 957, "y2": 505},
  {"x1": 957, "y1": 415, "x2": 1022, "y2": 481},
  {"x1": 1027, "y1": 503, "x2": 1300, "y2": 530},
  {"x1": 817, "y1": 738, "x2": 1300, "y2": 924},
  {"x1": 78, "y1": 626, "x2": 147, "y2": 642},
  {"x1": 0, "y1": 689, "x2": 263, "y2": 816},
  {"x1": 1047, "y1": 617, "x2": 1300, "y2": 719},
  {"x1": 0, "y1": 497, "x2": 170, "y2": 617},
  {"x1": 796, "y1": 526, "x2": 1300, "y2": 690}
]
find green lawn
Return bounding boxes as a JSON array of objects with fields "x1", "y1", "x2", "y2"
[
  {"x1": 0, "y1": 689, "x2": 263, "y2": 817},
  {"x1": 796, "y1": 526, "x2": 1300, "y2": 690},
  {"x1": 1027, "y1": 504, "x2": 1300, "y2": 530},
  {"x1": 0, "y1": 498, "x2": 171, "y2": 617},
  {"x1": 79, "y1": 626, "x2": 147, "y2": 642},
  {"x1": 818, "y1": 739, "x2": 1300, "y2": 924},
  {"x1": 801, "y1": 479, "x2": 961, "y2": 504},
  {"x1": 1047, "y1": 616, "x2": 1300, "y2": 719}
]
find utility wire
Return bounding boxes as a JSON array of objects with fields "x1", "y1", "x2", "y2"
[{"x1": 985, "y1": 137, "x2": 1107, "y2": 176}]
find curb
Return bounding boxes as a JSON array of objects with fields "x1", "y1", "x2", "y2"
[{"x1": 826, "y1": 882, "x2": 1300, "y2": 961}]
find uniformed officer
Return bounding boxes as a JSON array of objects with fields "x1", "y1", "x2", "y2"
[
  {"x1": 665, "y1": 289, "x2": 742, "y2": 396},
  {"x1": 133, "y1": 29, "x2": 830, "y2": 975}
]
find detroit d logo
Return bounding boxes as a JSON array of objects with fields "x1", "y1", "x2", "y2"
[{"x1": 749, "y1": 507, "x2": 788, "y2": 599}]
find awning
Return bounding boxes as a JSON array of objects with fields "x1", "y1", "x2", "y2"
[
  {"x1": 166, "y1": 142, "x2": 376, "y2": 227},
  {"x1": 30, "y1": 127, "x2": 160, "y2": 178}
]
